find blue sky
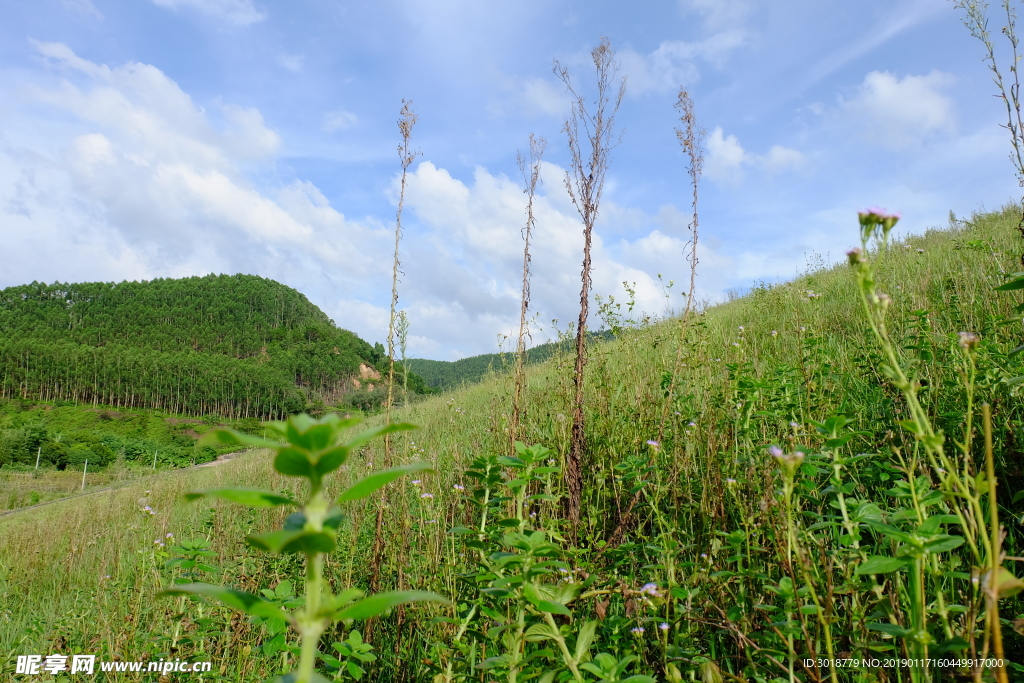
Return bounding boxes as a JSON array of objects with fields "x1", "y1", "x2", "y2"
[{"x1": 0, "y1": 0, "x2": 1017, "y2": 359}]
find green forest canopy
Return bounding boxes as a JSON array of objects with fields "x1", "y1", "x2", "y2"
[{"x1": 0, "y1": 274, "x2": 427, "y2": 418}]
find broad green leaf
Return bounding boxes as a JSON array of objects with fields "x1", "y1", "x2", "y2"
[
  {"x1": 918, "y1": 514, "x2": 960, "y2": 534},
  {"x1": 246, "y1": 530, "x2": 336, "y2": 554},
  {"x1": 922, "y1": 535, "x2": 965, "y2": 554},
  {"x1": 524, "y1": 622, "x2": 559, "y2": 642},
  {"x1": 337, "y1": 463, "x2": 433, "y2": 502},
  {"x1": 312, "y1": 445, "x2": 350, "y2": 477},
  {"x1": 159, "y1": 582, "x2": 290, "y2": 621},
  {"x1": 867, "y1": 622, "x2": 910, "y2": 637},
  {"x1": 523, "y1": 583, "x2": 571, "y2": 615},
  {"x1": 853, "y1": 502, "x2": 883, "y2": 524},
  {"x1": 197, "y1": 428, "x2": 283, "y2": 450},
  {"x1": 294, "y1": 423, "x2": 336, "y2": 452},
  {"x1": 274, "y1": 447, "x2": 314, "y2": 478},
  {"x1": 333, "y1": 590, "x2": 450, "y2": 620},
  {"x1": 856, "y1": 556, "x2": 908, "y2": 574},
  {"x1": 897, "y1": 420, "x2": 921, "y2": 435},
  {"x1": 573, "y1": 620, "x2": 599, "y2": 663},
  {"x1": 995, "y1": 275, "x2": 1024, "y2": 290},
  {"x1": 183, "y1": 488, "x2": 297, "y2": 508},
  {"x1": 987, "y1": 567, "x2": 1024, "y2": 598}
]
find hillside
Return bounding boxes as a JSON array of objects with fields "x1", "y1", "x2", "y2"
[
  {"x1": 2, "y1": 207, "x2": 1023, "y2": 682},
  {"x1": 408, "y1": 330, "x2": 615, "y2": 390},
  {"x1": 0, "y1": 274, "x2": 428, "y2": 418}
]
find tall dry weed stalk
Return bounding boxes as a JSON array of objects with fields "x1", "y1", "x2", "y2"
[
  {"x1": 385, "y1": 100, "x2": 420, "y2": 450},
  {"x1": 955, "y1": 0, "x2": 1024, "y2": 260},
  {"x1": 604, "y1": 88, "x2": 704, "y2": 552},
  {"x1": 553, "y1": 37, "x2": 626, "y2": 530},
  {"x1": 657, "y1": 89, "x2": 705, "y2": 444},
  {"x1": 509, "y1": 134, "x2": 546, "y2": 455},
  {"x1": 369, "y1": 100, "x2": 419, "y2": 600}
]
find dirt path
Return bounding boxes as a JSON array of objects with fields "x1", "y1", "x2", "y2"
[{"x1": 0, "y1": 450, "x2": 250, "y2": 519}]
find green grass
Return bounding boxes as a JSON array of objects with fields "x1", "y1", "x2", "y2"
[{"x1": 2, "y1": 206, "x2": 1023, "y2": 682}]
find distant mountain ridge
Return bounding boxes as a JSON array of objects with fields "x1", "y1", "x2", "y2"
[
  {"x1": 407, "y1": 330, "x2": 616, "y2": 391},
  {"x1": 0, "y1": 274, "x2": 426, "y2": 417}
]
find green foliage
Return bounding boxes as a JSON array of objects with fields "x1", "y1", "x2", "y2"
[
  {"x1": 162, "y1": 413, "x2": 449, "y2": 683},
  {"x1": 0, "y1": 274, "x2": 431, "y2": 419},
  {"x1": 3, "y1": 207, "x2": 1024, "y2": 683}
]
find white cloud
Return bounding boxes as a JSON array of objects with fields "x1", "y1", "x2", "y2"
[
  {"x1": 324, "y1": 109, "x2": 359, "y2": 132},
  {"x1": 618, "y1": 34, "x2": 745, "y2": 96},
  {"x1": 62, "y1": 0, "x2": 102, "y2": 18},
  {"x1": 839, "y1": 70, "x2": 956, "y2": 150},
  {"x1": 518, "y1": 77, "x2": 567, "y2": 117},
  {"x1": 377, "y1": 161, "x2": 725, "y2": 356},
  {"x1": 277, "y1": 53, "x2": 304, "y2": 73},
  {"x1": 149, "y1": 0, "x2": 265, "y2": 26},
  {"x1": 3, "y1": 43, "x2": 390, "y2": 300},
  {"x1": 705, "y1": 126, "x2": 748, "y2": 182},
  {"x1": 680, "y1": 0, "x2": 753, "y2": 31},
  {"x1": 704, "y1": 126, "x2": 804, "y2": 183}
]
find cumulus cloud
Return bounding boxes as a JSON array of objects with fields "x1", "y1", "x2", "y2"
[
  {"x1": 324, "y1": 109, "x2": 359, "y2": 132},
  {"x1": 277, "y1": 53, "x2": 304, "y2": 72},
  {"x1": 378, "y1": 161, "x2": 724, "y2": 357},
  {"x1": 704, "y1": 126, "x2": 804, "y2": 182},
  {"x1": 149, "y1": 0, "x2": 265, "y2": 26},
  {"x1": 1, "y1": 42, "x2": 804, "y2": 360},
  {"x1": 3, "y1": 43, "x2": 390, "y2": 303},
  {"x1": 839, "y1": 70, "x2": 956, "y2": 149},
  {"x1": 618, "y1": 34, "x2": 745, "y2": 96}
]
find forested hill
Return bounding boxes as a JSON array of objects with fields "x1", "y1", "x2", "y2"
[
  {"x1": 407, "y1": 330, "x2": 615, "y2": 391},
  {"x1": 0, "y1": 274, "x2": 421, "y2": 418}
]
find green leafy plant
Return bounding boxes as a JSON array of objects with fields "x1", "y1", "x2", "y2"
[{"x1": 160, "y1": 413, "x2": 450, "y2": 683}]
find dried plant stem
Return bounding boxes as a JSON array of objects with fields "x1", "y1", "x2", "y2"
[
  {"x1": 605, "y1": 89, "x2": 704, "y2": 553},
  {"x1": 955, "y1": 0, "x2": 1024, "y2": 259},
  {"x1": 369, "y1": 100, "x2": 419, "y2": 605},
  {"x1": 658, "y1": 89, "x2": 705, "y2": 445},
  {"x1": 554, "y1": 37, "x2": 625, "y2": 531},
  {"x1": 509, "y1": 134, "x2": 546, "y2": 455}
]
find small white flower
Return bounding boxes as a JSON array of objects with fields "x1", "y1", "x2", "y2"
[
  {"x1": 453, "y1": 484, "x2": 465, "y2": 491},
  {"x1": 421, "y1": 493, "x2": 434, "y2": 499}
]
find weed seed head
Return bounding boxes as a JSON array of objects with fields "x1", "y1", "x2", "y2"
[
  {"x1": 958, "y1": 331, "x2": 980, "y2": 351},
  {"x1": 639, "y1": 582, "x2": 661, "y2": 597}
]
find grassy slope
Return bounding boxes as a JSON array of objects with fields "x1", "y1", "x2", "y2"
[{"x1": 2, "y1": 207, "x2": 1023, "y2": 680}]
